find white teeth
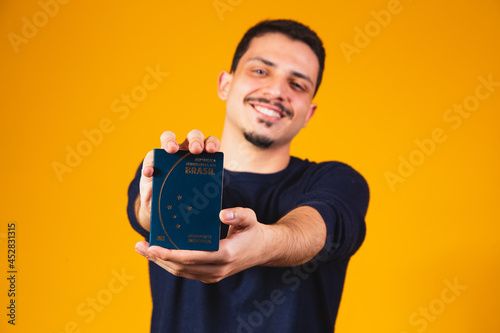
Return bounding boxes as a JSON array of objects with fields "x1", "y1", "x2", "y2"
[{"x1": 254, "y1": 105, "x2": 281, "y2": 118}]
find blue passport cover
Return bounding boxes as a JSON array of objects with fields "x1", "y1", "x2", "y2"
[{"x1": 150, "y1": 149, "x2": 223, "y2": 251}]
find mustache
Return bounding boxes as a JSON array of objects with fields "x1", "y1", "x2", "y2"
[{"x1": 243, "y1": 97, "x2": 293, "y2": 118}]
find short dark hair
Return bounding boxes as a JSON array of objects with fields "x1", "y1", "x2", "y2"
[{"x1": 230, "y1": 19, "x2": 326, "y2": 96}]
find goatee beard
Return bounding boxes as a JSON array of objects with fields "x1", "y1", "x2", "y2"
[{"x1": 243, "y1": 132, "x2": 274, "y2": 149}]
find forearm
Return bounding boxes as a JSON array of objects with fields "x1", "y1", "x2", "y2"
[{"x1": 261, "y1": 206, "x2": 327, "y2": 267}]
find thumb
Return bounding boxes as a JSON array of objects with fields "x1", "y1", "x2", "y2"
[
  {"x1": 219, "y1": 207, "x2": 257, "y2": 228},
  {"x1": 140, "y1": 150, "x2": 155, "y2": 203}
]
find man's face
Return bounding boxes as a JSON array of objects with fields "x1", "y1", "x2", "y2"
[{"x1": 218, "y1": 33, "x2": 319, "y2": 149}]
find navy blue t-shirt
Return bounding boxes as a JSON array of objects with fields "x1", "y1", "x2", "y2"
[{"x1": 127, "y1": 156, "x2": 369, "y2": 333}]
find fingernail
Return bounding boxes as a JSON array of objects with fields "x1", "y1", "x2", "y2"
[
  {"x1": 135, "y1": 245, "x2": 147, "y2": 257},
  {"x1": 223, "y1": 210, "x2": 234, "y2": 221},
  {"x1": 148, "y1": 249, "x2": 158, "y2": 260},
  {"x1": 192, "y1": 142, "x2": 202, "y2": 151},
  {"x1": 167, "y1": 141, "x2": 176, "y2": 150},
  {"x1": 206, "y1": 141, "x2": 215, "y2": 151}
]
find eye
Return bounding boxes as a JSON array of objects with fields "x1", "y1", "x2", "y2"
[
  {"x1": 253, "y1": 68, "x2": 266, "y2": 75},
  {"x1": 290, "y1": 81, "x2": 304, "y2": 91}
]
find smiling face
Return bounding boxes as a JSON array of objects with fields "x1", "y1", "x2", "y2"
[{"x1": 218, "y1": 32, "x2": 319, "y2": 149}]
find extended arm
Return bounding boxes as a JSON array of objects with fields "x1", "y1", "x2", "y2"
[
  {"x1": 135, "y1": 205, "x2": 326, "y2": 283},
  {"x1": 260, "y1": 206, "x2": 326, "y2": 267}
]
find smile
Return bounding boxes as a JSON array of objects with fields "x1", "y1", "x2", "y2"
[{"x1": 252, "y1": 104, "x2": 283, "y2": 119}]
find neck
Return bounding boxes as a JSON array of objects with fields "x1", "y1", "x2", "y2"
[{"x1": 220, "y1": 129, "x2": 291, "y2": 174}]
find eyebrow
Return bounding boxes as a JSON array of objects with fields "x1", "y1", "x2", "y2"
[{"x1": 247, "y1": 57, "x2": 314, "y2": 87}]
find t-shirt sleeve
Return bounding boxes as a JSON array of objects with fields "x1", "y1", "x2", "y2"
[
  {"x1": 126, "y1": 161, "x2": 150, "y2": 240},
  {"x1": 295, "y1": 162, "x2": 369, "y2": 263}
]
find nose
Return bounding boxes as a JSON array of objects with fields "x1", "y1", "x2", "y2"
[{"x1": 261, "y1": 77, "x2": 286, "y2": 100}]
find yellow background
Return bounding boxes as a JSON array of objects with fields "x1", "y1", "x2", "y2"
[{"x1": 1, "y1": 0, "x2": 499, "y2": 332}]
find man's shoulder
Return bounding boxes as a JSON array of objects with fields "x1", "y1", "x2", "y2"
[
  {"x1": 290, "y1": 156, "x2": 363, "y2": 177},
  {"x1": 289, "y1": 156, "x2": 369, "y2": 191}
]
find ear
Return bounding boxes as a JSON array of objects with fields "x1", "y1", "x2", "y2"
[
  {"x1": 217, "y1": 70, "x2": 232, "y2": 101},
  {"x1": 302, "y1": 103, "x2": 317, "y2": 128}
]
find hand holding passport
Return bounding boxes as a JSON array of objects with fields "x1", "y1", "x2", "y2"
[
  {"x1": 134, "y1": 130, "x2": 224, "y2": 252},
  {"x1": 134, "y1": 130, "x2": 276, "y2": 283}
]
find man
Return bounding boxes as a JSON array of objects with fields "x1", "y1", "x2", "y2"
[{"x1": 128, "y1": 19, "x2": 369, "y2": 332}]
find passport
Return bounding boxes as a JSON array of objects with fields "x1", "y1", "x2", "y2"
[{"x1": 149, "y1": 149, "x2": 224, "y2": 251}]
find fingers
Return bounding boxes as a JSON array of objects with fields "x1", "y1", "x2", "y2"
[
  {"x1": 146, "y1": 246, "x2": 224, "y2": 265},
  {"x1": 141, "y1": 150, "x2": 155, "y2": 178},
  {"x1": 142, "y1": 246, "x2": 229, "y2": 283},
  {"x1": 160, "y1": 131, "x2": 179, "y2": 153},
  {"x1": 136, "y1": 244, "x2": 224, "y2": 265},
  {"x1": 161, "y1": 130, "x2": 220, "y2": 155},
  {"x1": 139, "y1": 150, "x2": 155, "y2": 213},
  {"x1": 204, "y1": 135, "x2": 221, "y2": 153},
  {"x1": 135, "y1": 241, "x2": 150, "y2": 257},
  {"x1": 180, "y1": 129, "x2": 205, "y2": 154}
]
